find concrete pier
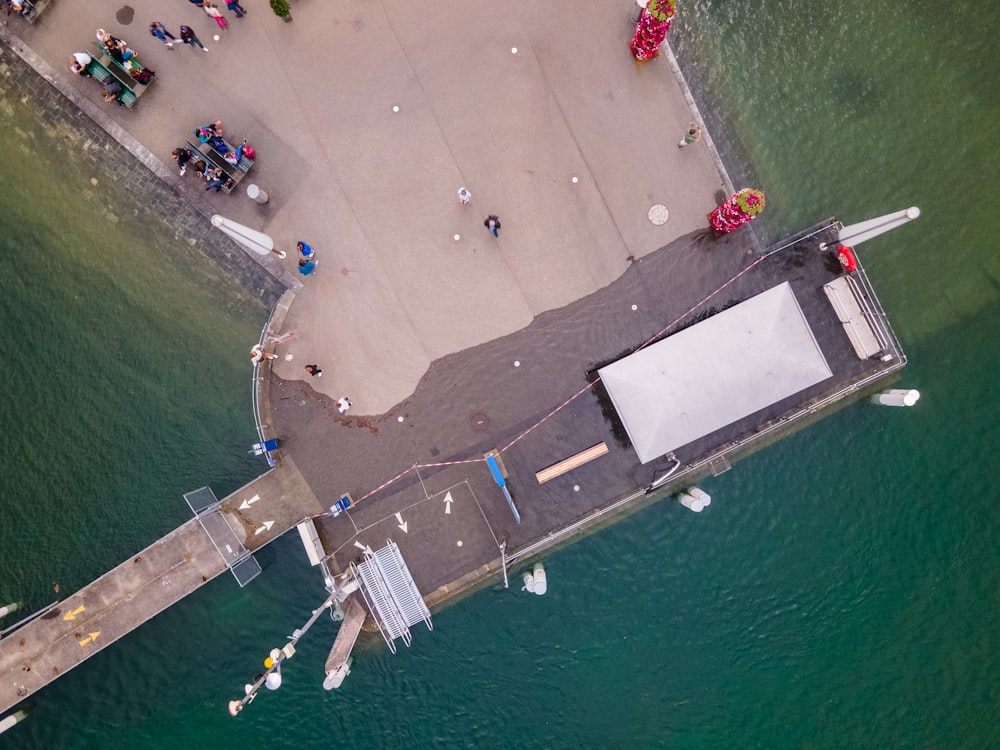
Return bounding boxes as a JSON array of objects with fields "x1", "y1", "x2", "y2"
[
  {"x1": 0, "y1": 0, "x2": 915, "y2": 718},
  {"x1": 0, "y1": 458, "x2": 323, "y2": 715}
]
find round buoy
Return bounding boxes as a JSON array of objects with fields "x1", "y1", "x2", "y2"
[{"x1": 837, "y1": 245, "x2": 857, "y2": 272}]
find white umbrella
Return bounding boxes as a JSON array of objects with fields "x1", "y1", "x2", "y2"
[{"x1": 211, "y1": 215, "x2": 285, "y2": 258}]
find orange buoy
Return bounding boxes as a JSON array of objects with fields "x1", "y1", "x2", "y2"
[{"x1": 837, "y1": 245, "x2": 857, "y2": 272}]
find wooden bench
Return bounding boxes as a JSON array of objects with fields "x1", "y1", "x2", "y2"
[
  {"x1": 187, "y1": 141, "x2": 239, "y2": 194},
  {"x1": 22, "y1": 0, "x2": 53, "y2": 23},
  {"x1": 91, "y1": 41, "x2": 154, "y2": 94},
  {"x1": 194, "y1": 131, "x2": 254, "y2": 173},
  {"x1": 535, "y1": 442, "x2": 609, "y2": 484},
  {"x1": 86, "y1": 58, "x2": 137, "y2": 108}
]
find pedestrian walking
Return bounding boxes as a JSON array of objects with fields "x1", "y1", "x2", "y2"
[
  {"x1": 304, "y1": 364, "x2": 323, "y2": 377},
  {"x1": 70, "y1": 52, "x2": 93, "y2": 76},
  {"x1": 179, "y1": 24, "x2": 209, "y2": 51},
  {"x1": 203, "y1": 2, "x2": 229, "y2": 30},
  {"x1": 484, "y1": 215, "x2": 501, "y2": 237},
  {"x1": 226, "y1": 0, "x2": 247, "y2": 17},
  {"x1": 172, "y1": 147, "x2": 193, "y2": 176},
  {"x1": 457, "y1": 187, "x2": 471, "y2": 205},
  {"x1": 149, "y1": 22, "x2": 176, "y2": 48},
  {"x1": 298, "y1": 258, "x2": 318, "y2": 276},
  {"x1": 296, "y1": 241, "x2": 315, "y2": 262},
  {"x1": 337, "y1": 397, "x2": 352, "y2": 414},
  {"x1": 678, "y1": 121, "x2": 701, "y2": 149}
]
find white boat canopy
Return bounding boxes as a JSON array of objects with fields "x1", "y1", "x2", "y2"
[{"x1": 598, "y1": 282, "x2": 832, "y2": 463}]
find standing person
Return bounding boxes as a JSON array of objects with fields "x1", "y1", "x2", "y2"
[
  {"x1": 678, "y1": 121, "x2": 701, "y2": 149},
  {"x1": 171, "y1": 147, "x2": 193, "y2": 176},
  {"x1": 149, "y1": 22, "x2": 176, "y2": 48},
  {"x1": 298, "y1": 258, "x2": 318, "y2": 276},
  {"x1": 203, "y1": 2, "x2": 229, "y2": 30},
  {"x1": 457, "y1": 187, "x2": 471, "y2": 205},
  {"x1": 70, "y1": 52, "x2": 93, "y2": 76},
  {"x1": 296, "y1": 242, "x2": 314, "y2": 262},
  {"x1": 304, "y1": 364, "x2": 322, "y2": 378},
  {"x1": 250, "y1": 345, "x2": 277, "y2": 364},
  {"x1": 337, "y1": 397, "x2": 352, "y2": 414},
  {"x1": 179, "y1": 24, "x2": 209, "y2": 51},
  {"x1": 484, "y1": 215, "x2": 501, "y2": 237},
  {"x1": 226, "y1": 0, "x2": 246, "y2": 17}
]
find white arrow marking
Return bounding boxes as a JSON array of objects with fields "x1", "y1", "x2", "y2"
[
  {"x1": 394, "y1": 512, "x2": 408, "y2": 533},
  {"x1": 443, "y1": 491, "x2": 453, "y2": 515},
  {"x1": 254, "y1": 520, "x2": 275, "y2": 535},
  {"x1": 353, "y1": 541, "x2": 374, "y2": 555},
  {"x1": 239, "y1": 494, "x2": 261, "y2": 511}
]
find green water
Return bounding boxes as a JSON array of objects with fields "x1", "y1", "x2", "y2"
[{"x1": 3, "y1": 0, "x2": 1000, "y2": 747}]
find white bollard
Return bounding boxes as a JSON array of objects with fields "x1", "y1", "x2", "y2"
[
  {"x1": 246, "y1": 184, "x2": 269, "y2": 204},
  {"x1": 688, "y1": 487, "x2": 711, "y2": 507},
  {"x1": 0, "y1": 710, "x2": 28, "y2": 736},
  {"x1": 531, "y1": 563, "x2": 547, "y2": 595},
  {"x1": 677, "y1": 492, "x2": 703, "y2": 512},
  {"x1": 872, "y1": 388, "x2": 920, "y2": 407}
]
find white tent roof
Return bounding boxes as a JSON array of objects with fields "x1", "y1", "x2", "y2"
[{"x1": 598, "y1": 282, "x2": 832, "y2": 463}]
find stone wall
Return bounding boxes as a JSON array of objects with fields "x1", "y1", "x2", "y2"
[{"x1": 0, "y1": 35, "x2": 291, "y2": 307}]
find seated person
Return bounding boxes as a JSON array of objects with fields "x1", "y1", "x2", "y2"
[
  {"x1": 101, "y1": 78, "x2": 122, "y2": 102},
  {"x1": 70, "y1": 52, "x2": 93, "y2": 76},
  {"x1": 204, "y1": 165, "x2": 227, "y2": 192}
]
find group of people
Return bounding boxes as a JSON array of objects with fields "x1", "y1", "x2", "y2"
[
  {"x1": 69, "y1": 48, "x2": 127, "y2": 104},
  {"x1": 170, "y1": 147, "x2": 235, "y2": 192},
  {"x1": 250, "y1": 347, "x2": 351, "y2": 414},
  {"x1": 3, "y1": 0, "x2": 36, "y2": 18}
]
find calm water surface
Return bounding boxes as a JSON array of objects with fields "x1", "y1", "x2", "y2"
[{"x1": 2, "y1": 0, "x2": 999, "y2": 747}]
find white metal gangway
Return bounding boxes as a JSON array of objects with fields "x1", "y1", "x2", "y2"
[{"x1": 351, "y1": 541, "x2": 432, "y2": 654}]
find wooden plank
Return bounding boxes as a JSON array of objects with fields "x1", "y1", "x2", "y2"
[{"x1": 535, "y1": 442, "x2": 608, "y2": 484}]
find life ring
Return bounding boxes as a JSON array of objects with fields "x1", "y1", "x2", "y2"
[{"x1": 837, "y1": 245, "x2": 857, "y2": 272}]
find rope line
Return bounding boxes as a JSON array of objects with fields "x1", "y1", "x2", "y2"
[{"x1": 317, "y1": 248, "x2": 776, "y2": 518}]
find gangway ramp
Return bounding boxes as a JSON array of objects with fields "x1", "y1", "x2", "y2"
[
  {"x1": 352, "y1": 541, "x2": 432, "y2": 654},
  {"x1": 0, "y1": 518, "x2": 228, "y2": 715}
]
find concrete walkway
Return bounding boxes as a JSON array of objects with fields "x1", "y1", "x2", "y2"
[{"x1": 10, "y1": 0, "x2": 726, "y2": 415}]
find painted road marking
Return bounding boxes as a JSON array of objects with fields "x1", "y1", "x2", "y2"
[
  {"x1": 254, "y1": 520, "x2": 275, "y2": 535},
  {"x1": 353, "y1": 541, "x2": 373, "y2": 555},
  {"x1": 62, "y1": 605, "x2": 85, "y2": 621},
  {"x1": 443, "y1": 491, "x2": 453, "y2": 515},
  {"x1": 394, "y1": 512, "x2": 408, "y2": 534},
  {"x1": 78, "y1": 631, "x2": 100, "y2": 647},
  {"x1": 239, "y1": 494, "x2": 261, "y2": 510}
]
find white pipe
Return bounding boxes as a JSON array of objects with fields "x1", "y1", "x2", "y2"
[{"x1": 836, "y1": 207, "x2": 920, "y2": 247}]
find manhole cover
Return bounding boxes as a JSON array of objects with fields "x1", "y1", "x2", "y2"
[
  {"x1": 116, "y1": 5, "x2": 134, "y2": 24},
  {"x1": 471, "y1": 413, "x2": 490, "y2": 431},
  {"x1": 647, "y1": 204, "x2": 670, "y2": 225}
]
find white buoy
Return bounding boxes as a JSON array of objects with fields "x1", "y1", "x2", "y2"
[
  {"x1": 0, "y1": 710, "x2": 28, "y2": 736},
  {"x1": 530, "y1": 563, "x2": 547, "y2": 595},
  {"x1": 677, "y1": 492, "x2": 704, "y2": 512},
  {"x1": 265, "y1": 671, "x2": 282, "y2": 690},
  {"x1": 323, "y1": 656, "x2": 352, "y2": 690},
  {"x1": 522, "y1": 571, "x2": 534, "y2": 592},
  {"x1": 872, "y1": 388, "x2": 920, "y2": 407},
  {"x1": 0, "y1": 602, "x2": 20, "y2": 619},
  {"x1": 688, "y1": 487, "x2": 711, "y2": 507},
  {"x1": 246, "y1": 184, "x2": 269, "y2": 204}
]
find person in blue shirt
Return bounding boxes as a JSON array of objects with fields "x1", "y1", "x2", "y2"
[
  {"x1": 298, "y1": 258, "x2": 317, "y2": 276},
  {"x1": 296, "y1": 241, "x2": 314, "y2": 262}
]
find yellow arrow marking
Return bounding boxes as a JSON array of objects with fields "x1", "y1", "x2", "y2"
[
  {"x1": 63, "y1": 605, "x2": 86, "y2": 621},
  {"x1": 78, "y1": 631, "x2": 100, "y2": 647}
]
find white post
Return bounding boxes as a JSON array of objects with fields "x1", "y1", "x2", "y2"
[
  {"x1": 0, "y1": 710, "x2": 28, "y2": 736},
  {"x1": 872, "y1": 388, "x2": 920, "y2": 407},
  {"x1": 246, "y1": 184, "x2": 269, "y2": 204}
]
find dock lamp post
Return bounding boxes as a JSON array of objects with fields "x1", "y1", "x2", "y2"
[{"x1": 227, "y1": 591, "x2": 337, "y2": 717}]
